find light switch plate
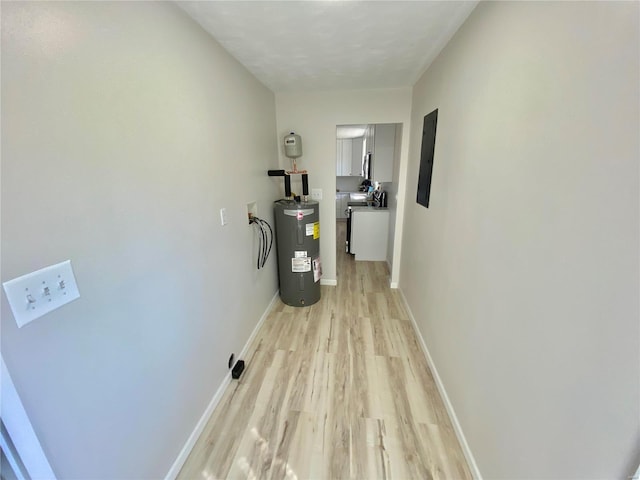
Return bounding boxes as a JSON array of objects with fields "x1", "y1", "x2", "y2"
[
  {"x1": 311, "y1": 188, "x2": 323, "y2": 201},
  {"x1": 220, "y1": 208, "x2": 228, "y2": 226},
  {"x1": 2, "y1": 260, "x2": 80, "y2": 328}
]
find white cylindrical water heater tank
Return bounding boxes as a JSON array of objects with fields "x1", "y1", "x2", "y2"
[{"x1": 284, "y1": 132, "x2": 302, "y2": 159}]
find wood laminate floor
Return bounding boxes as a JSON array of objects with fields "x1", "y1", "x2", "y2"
[{"x1": 178, "y1": 220, "x2": 472, "y2": 480}]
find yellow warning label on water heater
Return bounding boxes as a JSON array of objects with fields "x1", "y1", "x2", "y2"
[{"x1": 313, "y1": 222, "x2": 320, "y2": 240}]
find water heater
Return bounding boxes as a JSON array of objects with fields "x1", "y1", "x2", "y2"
[
  {"x1": 273, "y1": 199, "x2": 320, "y2": 307},
  {"x1": 284, "y1": 132, "x2": 302, "y2": 159}
]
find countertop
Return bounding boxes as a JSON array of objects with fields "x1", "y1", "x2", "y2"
[{"x1": 350, "y1": 205, "x2": 388, "y2": 212}]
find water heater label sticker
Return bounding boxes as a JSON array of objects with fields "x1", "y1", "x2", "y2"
[
  {"x1": 292, "y1": 257, "x2": 311, "y2": 273},
  {"x1": 313, "y1": 257, "x2": 322, "y2": 282},
  {"x1": 313, "y1": 222, "x2": 320, "y2": 240},
  {"x1": 305, "y1": 223, "x2": 314, "y2": 236},
  {"x1": 294, "y1": 251, "x2": 307, "y2": 258}
]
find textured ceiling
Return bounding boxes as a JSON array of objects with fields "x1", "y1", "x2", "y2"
[{"x1": 177, "y1": 1, "x2": 478, "y2": 92}]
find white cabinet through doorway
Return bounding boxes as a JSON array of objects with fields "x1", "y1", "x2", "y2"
[{"x1": 336, "y1": 137, "x2": 364, "y2": 176}]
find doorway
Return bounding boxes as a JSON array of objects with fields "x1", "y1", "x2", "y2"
[
  {"x1": 1, "y1": 357, "x2": 56, "y2": 479},
  {"x1": 334, "y1": 123, "x2": 403, "y2": 283}
]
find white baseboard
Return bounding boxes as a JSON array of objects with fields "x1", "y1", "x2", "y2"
[
  {"x1": 164, "y1": 369, "x2": 232, "y2": 480},
  {"x1": 397, "y1": 288, "x2": 482, "y2": 480},
  {"x1": 320, "y1": 278, "x2": 337, "y2": 286},
  {"x1": 165, "y1": 290, "x2": 280, "y2": 480},
  {"x1": 389, "y1": 281, "x2": 399, "y2": 289},
  {"x1": 239, "y1": 290, "x2": 280, "y2": 360}
]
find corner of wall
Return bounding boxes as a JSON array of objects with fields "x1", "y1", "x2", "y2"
[
  {"x1": 164, "y1": 291, "x2": 280, "y2": 480},
  {"x1": 397, "y1": 288, "x2": 482, "y2": 479}
]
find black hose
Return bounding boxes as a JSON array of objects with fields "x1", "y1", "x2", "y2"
[
  {"x1": 250, "y1": 216, "x2": 274, "y2": 269},
  {"x1": 284, "y1": 175, "x2": 291, "y2": 198}
]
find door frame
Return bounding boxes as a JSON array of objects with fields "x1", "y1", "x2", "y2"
[{"x1": 1, "y1": 356, "x2": 56, "y2": 479}]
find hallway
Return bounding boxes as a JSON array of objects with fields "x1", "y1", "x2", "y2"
[{"x1": 178, "y1": 221, "x2": 471, "y2": 479}]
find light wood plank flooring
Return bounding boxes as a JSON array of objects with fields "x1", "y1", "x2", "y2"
[{"x1": 178, "y1": 220, "x2": 471, "y2": 480}]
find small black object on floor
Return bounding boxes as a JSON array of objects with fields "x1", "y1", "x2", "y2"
[{"x1": 231, "y1": 360, "x2": 245, "y2": 379}]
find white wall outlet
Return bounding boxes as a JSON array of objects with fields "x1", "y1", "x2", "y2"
[
  {"x1": 220, "y1": 207, "x2": 228, "y2": 226},
  {"x1": 2, "y1": 260, "x2": 80, "y2": 328},
  {"x1": 311, "y1": 188, "x2": 323, "y2": 201}
]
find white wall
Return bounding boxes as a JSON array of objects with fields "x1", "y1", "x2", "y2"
[
  {"x1": 400, "y1": 1, "x2": 639, "y2": 478},
  {"x1": 386, "y1": 123, "x2": 404, "y2": 276},
  {"x1": 275, "y1": 89, "x2": 411, "y2": 285},
  {"x1": 1, "y1": 2, "x2": 279, "y2": 478},
  {"x1": 336, "y1": 175, "x2": 363, "y2": 193}
]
